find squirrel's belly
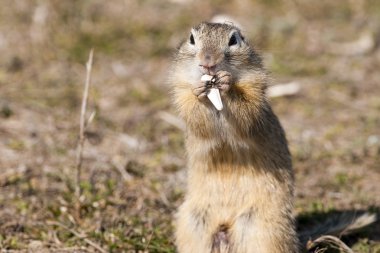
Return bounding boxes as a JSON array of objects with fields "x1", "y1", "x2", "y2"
[{"x1": 187, "y1": 165, "x2": 279, "y2": 210}]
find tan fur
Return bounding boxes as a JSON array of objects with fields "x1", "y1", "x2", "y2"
[{"x1": 171, "y1": 22, "x2": 299, "y2": 253}]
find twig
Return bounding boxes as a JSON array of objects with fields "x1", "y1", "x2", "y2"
[
  {"x1": 75, "y1": 49, "x2": 94, "y2": 198},
  {"x1": 46, "y1": 221, "x2": 108, "y2": 253},
  {"x1": 326, "y1": 32, "x2": 375, "y2": 56},
  {"x1": 268, "y1": 82, "x2": 301, "y2": 98},
  {"x1": 307, "y1": 235, "x2": 354, "y2": 253},
  {"x1": 143, "y1": 231, "x2": 154, "y2": 252}
]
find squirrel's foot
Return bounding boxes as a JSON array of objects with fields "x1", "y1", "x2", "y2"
[{"x1": 215, "y1": 71, "x2": 232, "y2": 95}]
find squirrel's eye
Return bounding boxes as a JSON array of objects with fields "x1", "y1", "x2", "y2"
[
  {"x1": 228, "y1": 34, "x2": 238, "y2": 46},
  {"x1": 189, "y1": 34, "x2": 195, "y2": 45}
]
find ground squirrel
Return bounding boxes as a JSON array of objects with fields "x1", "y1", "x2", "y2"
[
  {"x1": 169, "y1": 22, "x2": 375, "y2": 253},
  {"x1": 170, "y1": 22, "x2": 299, "y2": 253}
]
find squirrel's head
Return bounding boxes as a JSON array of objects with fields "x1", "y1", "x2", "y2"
[{"x1": 175, "y1": 22, "x2": 262, "y2": 83}]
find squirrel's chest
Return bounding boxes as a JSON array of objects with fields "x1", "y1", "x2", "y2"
[
  {"x1": 186, "y1": 168, "x2": 279, "y2": 211},
  {"x1": 187, "y1": 111, "x2": 251, "y2": 154},
  {"x1": 186, "y1": 131, "x2": 254, "y2": 172}
]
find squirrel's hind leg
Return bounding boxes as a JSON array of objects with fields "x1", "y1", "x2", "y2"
[{"x1": 175, "y1": 204, "x2": 213, "y2": 253}]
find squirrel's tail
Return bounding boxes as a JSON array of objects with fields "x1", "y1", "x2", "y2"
[{"x1": 298, "y1": 212, "x2": 377, "y2": 252}]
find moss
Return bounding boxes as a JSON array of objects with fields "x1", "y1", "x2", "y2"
[
  {"x1": 1, "y1": 104, "x2": 13, "y2": 118},
  {"x1": 7, "y1": 139, "x2": 25, "y2": 151},
  {"x1": 352, "y1": 239, "x2": 380, "y2": 253}
]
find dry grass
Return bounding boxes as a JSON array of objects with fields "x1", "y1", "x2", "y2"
[{"x1": 0, "y1": 0, "x2": 380, "y2": 252}]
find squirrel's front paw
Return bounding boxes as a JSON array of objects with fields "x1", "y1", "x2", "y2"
[
  {"x1": 215, "y1": 71, "x2": 232, "y2": 94},
  {"x1": 192, "y1": 81, "x2": 210, "y2": 99}
]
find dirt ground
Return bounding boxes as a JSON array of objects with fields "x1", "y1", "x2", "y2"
[{"x1": 0, "y1": 1, "x2": 379, "y2": 252}]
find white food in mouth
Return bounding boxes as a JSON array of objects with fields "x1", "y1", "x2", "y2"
[{"x1": 201, "y1": 74, "x2": 213, "y2": 82}]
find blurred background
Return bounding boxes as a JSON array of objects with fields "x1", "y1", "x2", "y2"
[{"x1": 0, "y1": 0, "x2": 379, "y2": 252}]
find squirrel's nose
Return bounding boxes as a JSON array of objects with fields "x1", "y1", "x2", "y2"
[
  {"x1": 199, "y1": 52, "x2": 218, "y2": 74},
  {"x1": 199, "y1": 64, "x2": 216, "y2": 74}
]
